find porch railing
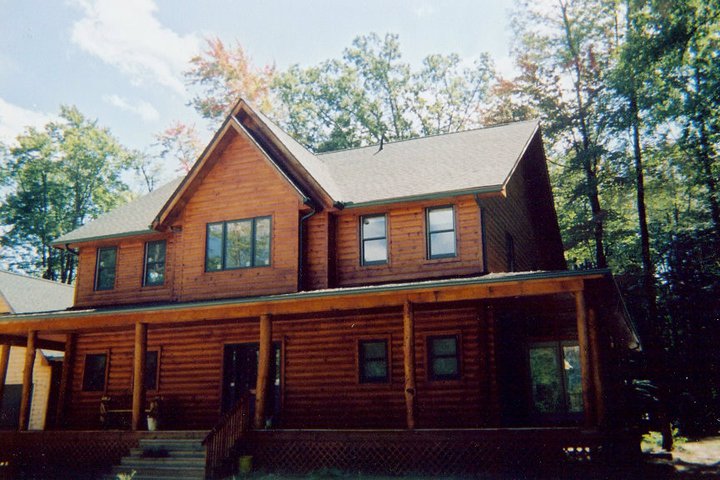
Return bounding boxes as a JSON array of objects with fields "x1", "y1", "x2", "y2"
[{"x1": 203, "y1": 394, "x2": 251, "y2": 479}]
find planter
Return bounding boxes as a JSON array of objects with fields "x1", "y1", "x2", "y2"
[{"x1": 147, "y1": 416, "x2": 158, "y2": 431}]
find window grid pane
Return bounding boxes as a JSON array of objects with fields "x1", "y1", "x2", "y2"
[
  {"x1": 144, "y1": 241, "x2": 166, "y2": 286},
  {"x1": 428, "y1": 335, "x2": 460, "y2": 380},
  {"x1": 427, "y1": 207, "x2": 456, "y2": 259},
  {"x1": 254, "y1": 218, "x2": 271, "y2": 266},
  {"x1": 206, "y1": 223, "x2": 224, "y2": 271},
  {"x1": 96, "y1": 247, "x2": 117, "y2": 290}
]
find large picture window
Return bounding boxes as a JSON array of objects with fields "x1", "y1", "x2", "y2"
[
  {"x1": 206, "y1": 217, "x2": 271, "y2": 271},
  {"x1": 358, "y1": 339, "x2": 389, "y2": 383},
  {"x1": 82, "y1": 353, "x2": 108, "y2": 392},
  {"x1": 426, "y1": 206, "x2": 456, "y2": 259},
  {"x1": 427, "y1": 335, "x2": 460, "y2": 380},
  {"x1": 143, "y1": 240, "x2": 166, "y2": 286},
  {"x1": 360, "y1": 214, "x2": 388, "y2": 265},
  {"x1": 95, "y1": 247, "x2": 117, "y2": 291},
  {"x1": 528, "y1": 341, "x2": 583, "y2": 417}
]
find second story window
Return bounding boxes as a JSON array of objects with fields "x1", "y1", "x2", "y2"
[
  {"x1": 143, "y1": 240, "x2": 166, "y2": 286},
  {"x1": 426, "y1": 206, "x2": 456, "y2": 259},
  {"x1": 206, "y1": 217, "x2": 272, "y2": 271},
  {"x1": 95, "y1": 247, "x2": 117, "y2": 291},
  {"x1": 361, "y1": 214, "x2": 388, "y2": 265}
]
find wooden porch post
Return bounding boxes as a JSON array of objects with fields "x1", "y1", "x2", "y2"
[
  {"x1": 18, "y1": 330, "x2": 37, "y2": 431},
  {"x1": 587, "y1": 308, "x2": 606, "y2": 426},
  {"x1": 574, "y1": 290, "x2": 595, "y2": 427},
  {"x1": 0, "y1": 343, "x2": 11, "y2": 408},
  {"x1": 403, "y1": 300, "x2": 416, "y2": 430},
  {"x1": 55, "y1": 333, "x2": 76, "y2": 428},
  {"x1": 132, "y1": 322, "x2": 147, "y2": 431},
  {"x1": 254, "y1": 313, "x2": 272, "y2": 430}
]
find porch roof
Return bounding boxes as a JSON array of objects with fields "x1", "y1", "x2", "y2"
[{"x1": 0, "y1": 269, "x2": 638, "y2": 350}]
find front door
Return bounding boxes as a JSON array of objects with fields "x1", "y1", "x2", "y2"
[{"x1": 222, "y1": 343, "x2": 281, "y2": 425}]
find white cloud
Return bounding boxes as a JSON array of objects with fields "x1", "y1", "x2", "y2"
[
  {"x1": 0, "y1": 98, "x2": 55, "y2": 145},
  {"x1": 103, "y1": 94, "x2": 160, "y2": 122},
  {"x1": 70, "y1": 0, "x2": 200, "y2": 96}
]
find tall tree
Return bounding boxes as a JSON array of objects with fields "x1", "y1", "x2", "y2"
[{"x1": 0, "y1": 106, "x2": 135, "y2": 282}]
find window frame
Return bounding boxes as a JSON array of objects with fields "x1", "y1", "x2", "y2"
[
  {"x1": 94, "y1": 247, "x2": 117, "y2": 291},
  {"x1": 143, "y1": 240, "x2": 167, "y2": 287},
  {"x1": 81, "y1": 351, "x2": 109, "y2": 392},
  {"x1": 144, "y1": 349, "x2": 161, "y2": 392},
  {"x1": 427, "y1": 333, "x2": 462, "y2": 381},
  {"x1": 360, "y1": 214, "x2": 388, "y2": 266},
  {"x1": 205, "y1": 216, "x2": 272, "y2": 272},
  {"x1": 425, "y1": 205, "x2": 457, "y2": 260},
  {"x1": 527, "y1": 340, "x2": 583, "y2": 420},
  {"x1": 357, "y1": 338, "x2": 390, "y2": 384}
]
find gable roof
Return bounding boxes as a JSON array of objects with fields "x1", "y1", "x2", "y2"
[
  {"x1": 52, "y1": 98, "x2": 543, "y2": 245},
  {"x1": 319, "y1": 119, "x2": 539, "y2": 206},
  {"x1": 0, "y1": 270, "x2": 74, "y2": 314}
]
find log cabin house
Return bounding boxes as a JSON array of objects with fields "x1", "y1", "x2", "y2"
[{"x1": 0, "y1": 99, "x2": 640, "y2": 478}]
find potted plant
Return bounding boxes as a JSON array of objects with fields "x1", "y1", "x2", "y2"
[{"x1": 146, "y1": 396, "x2": 162, "y2": 431}]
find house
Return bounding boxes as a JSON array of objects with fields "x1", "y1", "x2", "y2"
[
  {"x1": 0, "y1": 99, "x2": 640, "y2": 477},
  {"x1": 0, "y1": 270, "x2": 74, "y2": 430}
]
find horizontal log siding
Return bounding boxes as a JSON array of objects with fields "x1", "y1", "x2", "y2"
[
  {"x1": 73, "y1": 234, "x2": 174, "y2": 308},
  {"x1": 334, "y1": 197, "x2": 484, "y2": 287},
  {"x1": 173, "y1": 133, "x2": 301, "y2": 302},
  {"x1": 303, "y1": 212, "x2": 330, "y2": 290},
  {"x1": 65, "y1": 303, "x2": 494, "y2": 430}
]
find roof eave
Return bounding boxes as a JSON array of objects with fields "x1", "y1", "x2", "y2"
[
  {"x1": 51, "y1": 229, "x2": 158, "y2": 248},
  {"x1": 499, "y1": 120, "x2": 541, "y2": 191},
  {"x1": 340, "y1": 185, "x2": 505, "y2": 209}
]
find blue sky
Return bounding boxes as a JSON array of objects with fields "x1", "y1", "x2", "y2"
[{"x1": 1, "y1": 0, "x2": 516, "y2": 174}]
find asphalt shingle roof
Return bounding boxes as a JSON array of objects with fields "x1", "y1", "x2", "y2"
[
  {"x1": 53, "y1": 178, "x2": 183, "y2": 245},
  {"x1": 0, "y1": 270, "x2": 74, "y2": 314}
]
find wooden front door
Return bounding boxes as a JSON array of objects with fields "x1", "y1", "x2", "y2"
[{"x1": 222, "y1": 343, "x2": 281, "y2": 423}]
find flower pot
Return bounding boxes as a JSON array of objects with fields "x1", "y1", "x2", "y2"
[{"x1": 147, "y1": 416, "x2": 158, "y2": 431}]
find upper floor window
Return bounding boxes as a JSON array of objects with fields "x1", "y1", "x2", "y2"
[
  {"x1": 206, "y1": 216, "x2": 271, "y2": 271},
  {"x1": 427, "y1": 334, "x2": 460, "y2": 381},
  {"x1": 360, "y1": 214, "x2": 388, "y2": 265},
  {"x1": 358, "y1": 339, "x2": 389, "y2": 383},
  {"x1": 143, "y1": 240, "x2": 166, "y2": 286},
  {"x1": 95, "y1": 247, "x2": 117, "y2": 291},
  {"x1": 426, "y1": 206, "x2": 456, "y2": 259}
]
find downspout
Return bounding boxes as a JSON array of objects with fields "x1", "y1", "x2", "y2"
[{"x1": 298, "y1": 200, "x2": 317, "y2": 291}]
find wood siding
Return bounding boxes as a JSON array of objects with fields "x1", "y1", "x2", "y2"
[{"x1": 65, "y1": 303, "x2": 499, "y2": 430}]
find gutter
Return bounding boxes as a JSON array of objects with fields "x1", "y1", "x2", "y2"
[{"x1": 340, "y1": 185, "x2": 504, "y2": 209}]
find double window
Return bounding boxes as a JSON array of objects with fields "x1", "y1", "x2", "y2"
[
  {"x1": 426, "y1": 206, "x2": 456, "y2": 259},
  {"x1": 95, "y1": 247, "x2": 117, "y2": 291},
  {"x1": 358, "y1": 339, "x2": 389, "y2": 383},
  {"x1": 206, "y1": 217, "x2": 272, "y2": 271},
  {"x1": 360, "y1": 215, "x2": 388, "y2": 265},
  {"x1": 143, "y1": 240, "x2": 166, "y2": 286},
  {"x1": 528, "y1": 341, "x2": 583, "y2": 417},
  {"x1": 427, "y1": 335, "x2": 461, "y2": 380}
]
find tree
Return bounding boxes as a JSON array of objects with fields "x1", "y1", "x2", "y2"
[
  {"x1": 0, "y1": 106, "x2": 135, "y2": 282},
  {"x1": 154, "y1": 121, "x2": 204, "y2": 174}
]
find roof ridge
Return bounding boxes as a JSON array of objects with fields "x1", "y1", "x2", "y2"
[
  {"x1": 0, "y1": 269, "x2": 75, "y2": 288},
  {"x1": 317, "y1": 119, "x2": 540, "y2": 157}
]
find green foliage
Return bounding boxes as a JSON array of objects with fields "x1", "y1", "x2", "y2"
[{"x1": 0, "y1": 105, "x2": 135, "y2": 282}]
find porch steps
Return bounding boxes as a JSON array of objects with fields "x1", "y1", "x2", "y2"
[{"x1": 105, "y1": 436, "x2": 206, "y2": 480}]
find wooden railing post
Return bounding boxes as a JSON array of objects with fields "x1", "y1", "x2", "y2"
[
  {"x1": 0, "y1": 343, "x2": 10, "y2": 406},
  {"x1": 132, "y1": 322, "x2": 147, "y2": 431},
  {"x1": 403, "y1": 300, "x2": 416, "y2": 430},
  {"x1": 574, "y1": 290, "x2": 595, "y2": 427},
  {"x1": 254, "y1": 313, "x2": 272, "y2": 429},
  {"x1": 19, "y1": 330, "x2": 37, "y2": 431},
  {"x1": 55, "y1": 333, "x2": 76, "y2": 428}
]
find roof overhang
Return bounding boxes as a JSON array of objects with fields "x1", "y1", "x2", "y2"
[{"x1": 339, "y1": 185, "x2": 505, "y2": 209}]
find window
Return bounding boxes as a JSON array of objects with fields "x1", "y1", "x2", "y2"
[
  {"x1": 82, "y1": 353, "x2": 108, "y2": 391},
  {"x1": 428, "y1": 335, "x2": 460, "y2": 380},
  {"x1": 359, "y1": 339, "x2": 389, "y2": 383},
  {"x1": 505, "y1": 233, "x2": 515, "y2": 272},
  {"x1": 426, "y1": 206, "x2": 456, "y2": 259},
  {"x1": 528, "y1": 341, "x2": 583, "y2": 417},
  {"x1": 95, "y1": 247, "x2": 117, "y2": 291},
  {"x1": 143, "y1": 241, "x2": 166, "y2": 286},
  {"x1": 360, "y1": 215, "x2": 388, "y2": 265},
  {"x1": 206, "y1": 217, "x2": 271, "y2": 271},
  {"x1": 144, "y1": 350, "x2": 160, "y2": 391}
]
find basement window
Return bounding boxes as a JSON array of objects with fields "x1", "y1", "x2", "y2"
[
  {"x1": 359, "y1": 339, "x2": 389, "y2": 383},
  {"x1": 94, "y1": 247, "x2": 117, "y2": 291},
  {"x1": 360, "y1": 214, "x2": 388, "y2": 265},
  {"x1": 143, "y1": 240, "x2": 166, "y2": 287},
  {"x1": 206, "y1": 217, "x2": 272, "y2": 271},
  {"x1": 426, "y1": 206, "x2": 457, "y2": 259}
]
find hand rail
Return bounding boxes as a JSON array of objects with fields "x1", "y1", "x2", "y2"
[{"x1": 203, "y1": 394, "x2": 251, "y2": 479}]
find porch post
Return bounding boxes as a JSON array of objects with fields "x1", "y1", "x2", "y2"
[
  {"x1": 132, "y1": 322, "x2": 147, "y2": 431},
  {"x1": 0, "y1": 343, "x2": 10, "y2": 406},
  {"x1": 55, "y1": 333, "x2": 76, "y2": 428},
  {"x1": 587, "y1": 308, "x2": 606, "y2": 426},
  {"x1": 19, "y1": 330, "x2": 37, "y2": 431},
  {"x1": 574, "y1": 290, "x2": 595, "y2": 427},
  {"x1": 254, "y1": 313, "x2": 272, "y2": 429},
  {"x1": 403, "y1": 299, "x2": 416, "y2": 430}
]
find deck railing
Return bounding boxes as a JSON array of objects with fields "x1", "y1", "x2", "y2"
[{"x1": 203, "y1": 395, "x2": 251, "y2": 479}]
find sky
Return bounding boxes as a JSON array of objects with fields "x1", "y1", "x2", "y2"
[{"x1": 0, "y1": 0, "x2": 516, "y2": 180}]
